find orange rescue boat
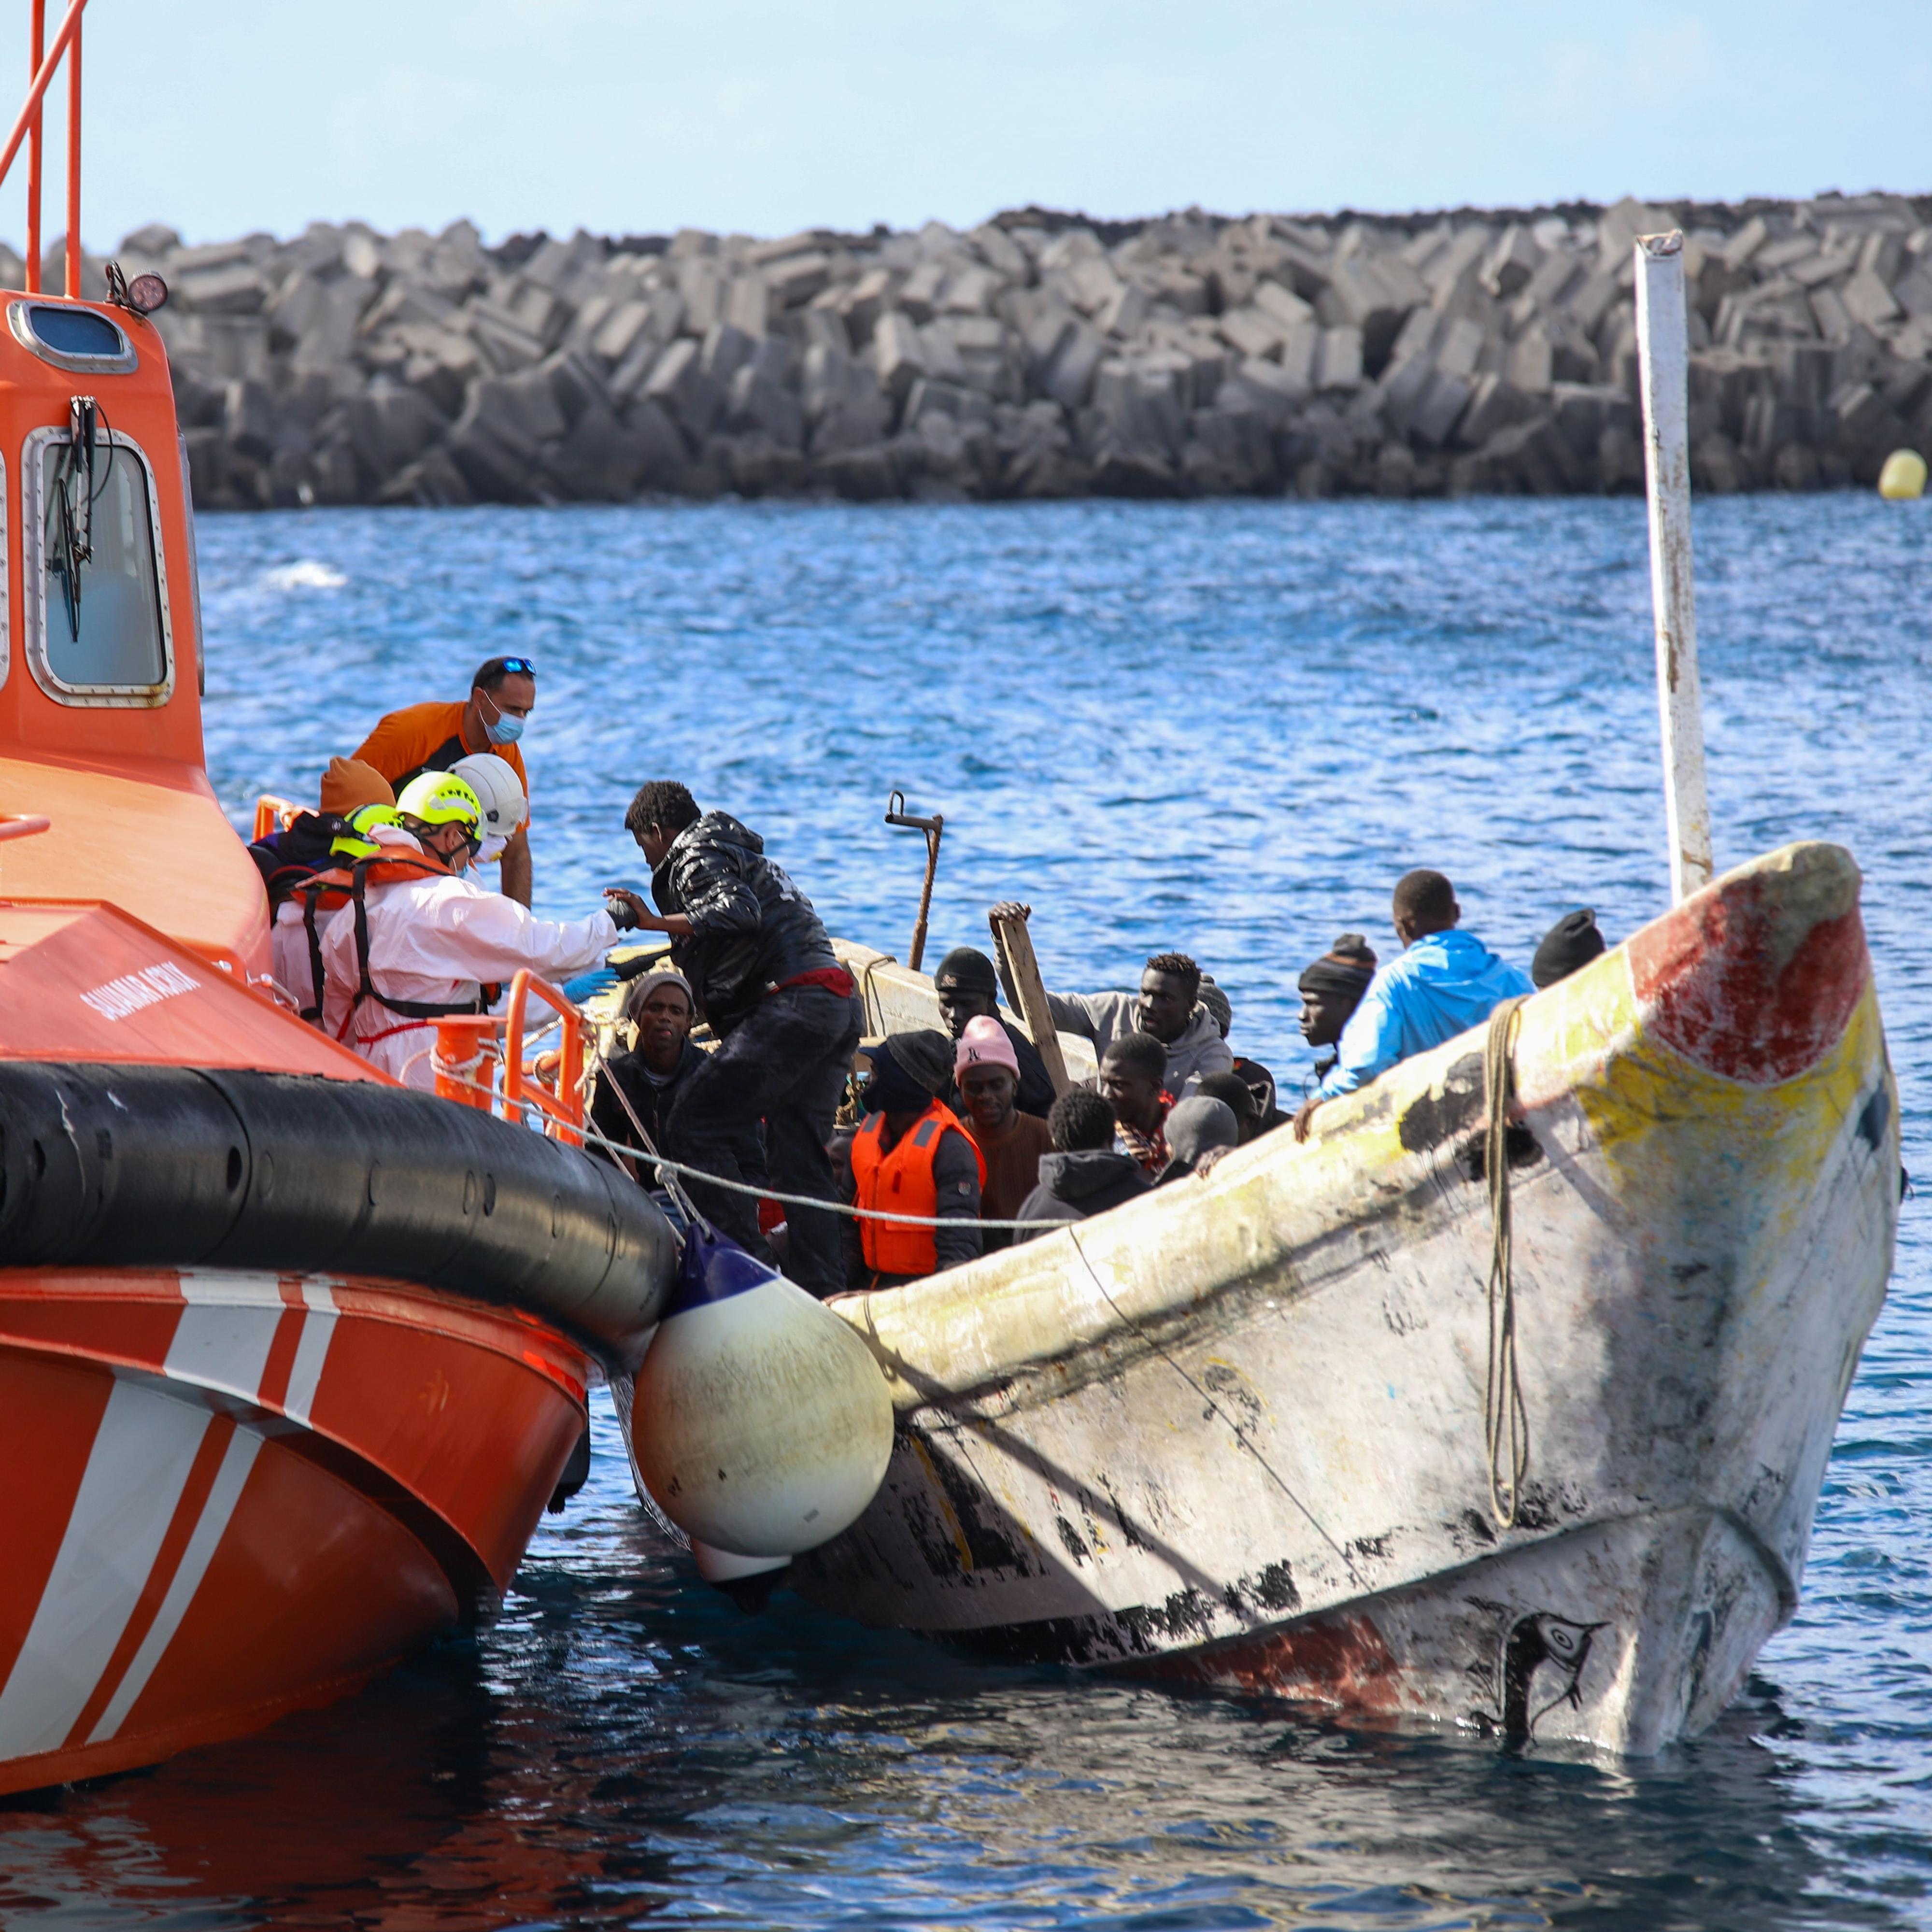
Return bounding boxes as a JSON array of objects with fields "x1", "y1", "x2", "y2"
[{"x1": 0, "y1": 2, "x2": 673, "y2": 1797}]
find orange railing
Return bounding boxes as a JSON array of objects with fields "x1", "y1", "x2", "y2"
[
  {"x1": 0, "y1": 0, "x2": 89, "y2": 295},
  {"x1": 0, "y1": 811, "x2": 51, "y2": 840},
  {"x1": 432, "y1": 971, "x2": 586, "y2": 1147},
  {"x1": 252, "y1": 794, "x2": 304, "y2": 841}
]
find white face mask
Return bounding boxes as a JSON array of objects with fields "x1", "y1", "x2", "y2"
[{"x1": 477, "y1": 834, "x2": 508, "y2": 865}]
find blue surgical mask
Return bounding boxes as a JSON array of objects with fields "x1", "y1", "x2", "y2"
[{"x1": 481, "y1": 687, "x2": 525, "y2": 746}]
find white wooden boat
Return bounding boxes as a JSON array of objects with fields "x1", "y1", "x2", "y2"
[{"x1": 618, "y1": 840, "x2": 1892, "y2": 1755}]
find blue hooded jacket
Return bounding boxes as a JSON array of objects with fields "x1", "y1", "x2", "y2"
[{"x1": 1318, "y1": 928, "x2": 1532, "y2": 1097}]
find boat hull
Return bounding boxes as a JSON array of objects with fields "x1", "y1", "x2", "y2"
[
  {"x1": 0, "y1": 1266, "x2": 589, "y2": 1796},
  {"x1": 776, "y1": 843, "x2": 1895, "y2": 1753}
]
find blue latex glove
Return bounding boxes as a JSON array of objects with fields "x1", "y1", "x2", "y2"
[{"x1": 563, "y1": 965, "x2": 620, "y2": 1004}]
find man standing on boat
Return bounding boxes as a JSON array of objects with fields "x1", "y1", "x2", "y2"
[
  {"x1": 607, "y1": 782, "x2": 862, "y2": 1300},
  {"x1": 351, "y1": 657, "x2": 537, "y2": 906},
  {"x1": 987, "y1": 907, "x2": 1234, "y2": 1096},
  {"x1": 1294, "y1": 870, "x2": 1530, "y2": 1138},
  {"x1": 931, "y1": 945, "x2": 1056, "y2": 1119}
]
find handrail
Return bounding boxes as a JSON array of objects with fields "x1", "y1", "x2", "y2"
[
  {"x1": 503, "y1": 970, "x2": 585, "y2": 1145},
  {"x1": 0, "y1": 0, "x2": 84, "y2": 212},
  {"x1": 252, "y1": 794, "x2": 304, "y2": 841},
  {"x1": 0, "y1": 812, "x2": 51, "y2": 841}
]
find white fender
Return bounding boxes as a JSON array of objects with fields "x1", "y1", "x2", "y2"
[{"x1": 629, "y1": 1224, "x2": 893, "y2": 1559}]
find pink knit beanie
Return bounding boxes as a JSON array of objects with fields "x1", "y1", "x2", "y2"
[{"x1": 954, "y1": 1013, "x2": 1020, "y2": 1077}]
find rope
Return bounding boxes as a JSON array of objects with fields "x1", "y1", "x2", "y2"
[
  {"x1": 1482, "y1": 994, "x2": 1531, "y2": 1530},
  {"x1": 436, "y1": 1057, "x2": 1067, "y2": 1230}
]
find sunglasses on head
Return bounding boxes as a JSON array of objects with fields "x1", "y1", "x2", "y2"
[{"x1": 497, "y1": 657, "x2": 536, "y2": 677}]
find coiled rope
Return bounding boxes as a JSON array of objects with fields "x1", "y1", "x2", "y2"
[{"x1": 1483, "y1": 994, "x2": 1531, "y2": 1529}]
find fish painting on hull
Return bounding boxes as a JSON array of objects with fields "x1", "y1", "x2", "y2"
[{"x1": 1484, "y1": 1611, "x2": 1606, "y2": 1743}]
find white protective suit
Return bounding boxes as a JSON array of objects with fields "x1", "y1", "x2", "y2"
[{"x1": 320, "y1": 828, "x2": 615, "y2": 1089}]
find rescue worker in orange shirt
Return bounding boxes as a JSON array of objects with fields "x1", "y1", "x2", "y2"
[
  {"x1": 847, "y1": 1029, "x2": 984, "y2": 1291},
  {"x1": 352, "y1": 656, "x2": 537, "y2": 905}
]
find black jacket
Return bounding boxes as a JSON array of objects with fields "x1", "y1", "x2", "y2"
[
  {"x1": 590, "y1": 1039, "x2": 766, "y2": 1183},
  {"x1": 940, "y1": 1016, "x2": 1057, "y2": 1122},
  {"x1": 651, "y1": 812, "x2": 838, "y2": 1033},
  {"x1": 1014, "y1": 1149, "x2": 1151, "y2": 1237}
]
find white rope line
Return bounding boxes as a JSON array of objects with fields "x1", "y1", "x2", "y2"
[{"x1": 434, "y1": 1058, "x2": 1084, "y2": 1231}]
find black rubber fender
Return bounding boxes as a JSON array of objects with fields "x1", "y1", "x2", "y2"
[{"x1": 0, "y1": 1062, "x2": 675, "y2": 1368}]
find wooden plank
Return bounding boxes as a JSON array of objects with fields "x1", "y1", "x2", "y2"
[{"x1": 988, "y1": 909, "x2": 1071, "y2": 1096}]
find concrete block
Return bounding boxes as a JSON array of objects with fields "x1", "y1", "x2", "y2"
[
  {"x1": 1097, "y1": 282, "x2": 1150, "y2": 338},
  {"x1": 871, "y1": 312, "x2": 927, "y2": 401},
  {"x1": 917, "y1": 318, "x2": 969, "y2": 385},
  {"x1": 625, "y1": 398, "x2": 693, "y2": 491},
  {"x1": 1057, "y1": 253, "x2": 1125, "y2": 316},
  {"x1": 1251, "y1": 278, "x2": 1314, "y2": 331},
  {"x1": 1182, "y1": 405, "x2": 1277, "y2": 494},
  {"x1": 723, "y1": 272, "x2": 769, "y2": 336},
  {"x1": 1480, "y1": 223, "x2": 1540, "y2": 298},
  {"x1": 897, "y1": 259, "x2": 948, "y2": 323},
  {"x1": 642, "y1": 338, "x2": 725, "y2": 442},
  {"x1": 1507, "y1": 323, "x2": 1554, "y2": 394},
  {"x1": 1564, "y1": 270, "x2": 1620, "y2": 334},
  {"x1": 1434, "y1": 315, "x2": 1486, "y2": 380},
  {"x1": 1808, "y1": 286, "x2": 1853, "y2": 341},
  {"x1": 543, "y1": 347, "x2": 611, "y2": 426},
  {"x1": 344, "y1": 380, "x2": 449, "y2": 476},
  {"x1": 675, "y1": 257, "x2": 724, "y2": 334},
  {"x1": 1456, "y1": 372, "x2": 1534, "y2": 446},
  {"x1": 1721, "y1": 217, "x2": 1769, "y2": 272},
  {"x1": 1215, "y1": 305, "x2": 1284, "y2": 360},
  {"x1": 1217, "y1": 357, "x2": 1307, "y2": 427},
  {"x1": 1841, "y1": 268, "x2": 1900, "y2": 330},
  {"x1": 178, "y1": 263, "x2": 267, "y2": 315},
  {"x1": 968, "y1": 223, "x2": 1031, "y2": 280},
  {"x1": 801, "y1": 306, "x2": 852, "y2": 357},
  {"x1": 1410, "y1": 369, "x2": 1474, "y2": 446},
  {"x1": 223, "y1": 379, "x2": 279, "y2": 462},
  {"x1": 1892, "y1": 264, "x2": 1932, "y2": 317},
  {"x1": 941, "y1": 265, "x2": 1003, "y2": 314},
  {"x1": 764, "y1": 251, "x2": 831, "y2": 308},
  {"x1": 701, "y1": 322, "x2": 758, "y2": 386},
  {"x1": 1596, "y1": 196, "x2": 1674, "y2": 269},
  {"x1": 839, "y1": 266, "x2": 899, "y2": 342},
  {"x1": 726, "y1": 365, "x2": 807, "y2": 448},
  {"x1": 1423, "y1": 225, "x2": 1492, "y2": 302},
  {"x1": 466, "y1": 300, "x2": 548, "y2": 373},
  {"x1": 592, "y1": 299, "x2": 657, "y2": 367},
  {"x1": 1044, "y1": 322, "x2": 1105, "y2": 410},
  {"x1": 1519, "y1": 249, "x2": 1584, "y2": 313},
  {"x1": 1277, "y1": 320, "x2": 1320, "y2": 390},
  {"x1": 1314, "y1": 325, "x2": 1363, "y2": 391}
]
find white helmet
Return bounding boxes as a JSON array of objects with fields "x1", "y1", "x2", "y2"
[{"x1": 450, "y1": 753, "x2": 527, "y2": 863}]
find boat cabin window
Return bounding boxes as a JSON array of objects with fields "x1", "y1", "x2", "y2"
[
  {"x1": 24, "y1": 426, "x2": 172, "y2": 704},
  {"x1": 7, "y1": 299, "x2": 138, "y2": 375}
]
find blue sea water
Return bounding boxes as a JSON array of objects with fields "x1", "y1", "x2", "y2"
[{"x1": 6, "y1": 496, "x2": 1927, "y2": 1929}]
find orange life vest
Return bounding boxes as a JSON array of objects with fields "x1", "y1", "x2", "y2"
[{"x1": 851, "y1": 1098, "x2": 987, "y2": 1278}]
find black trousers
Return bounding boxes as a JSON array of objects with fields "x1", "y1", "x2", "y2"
[{"x1": 665, "y1": 987, "x2": 862, "y2": 1299}]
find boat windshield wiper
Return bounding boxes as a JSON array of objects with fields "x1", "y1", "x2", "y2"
[{"x1": 49, "y1": 394, "x2": 114, "y2": 642}]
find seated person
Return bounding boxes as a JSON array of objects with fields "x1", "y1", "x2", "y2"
[
  {"x1": 1532, "y1": 909, "x2": 1607, "y2": 989},
  {"x1": 988, "y1": 906, "x2": 1234, "y2": 1095},
  {"x1": 589, "y1": 968, "x2": 762, "y2": 1186},
  {"x1": 1296, "y1": 871, "x2": 1531, "y2": 1138},
  {"x1": 1296, "y1": 932, "x2": 1378, "y2": 1094},
  {"x1": 1198, "y1": 976, "x2": 1233, "y2": 1042},
  {"x1": 1100, "y1": 1030, "x2": 1173, "y2": 1178},
  {"x1": 1016, "y1": 1088, "x2": 1152, "y2": 1236},
  {"x1": 932, "y1": 946, "x2": 1056, "y2": 1118},
  {"x1": 847, "y1": 1030, "x2": 984, "y2": 1290},
  {"x1": 952, "y1": 1017, "x2": 1053, "y2": 1252},
  {"x1": 1156, "y1": 1095, "x2": 1241, "y2": 1183},
  {"x1": 1196, "y1": 1070, "x2": 1263, "y2": 1144}
]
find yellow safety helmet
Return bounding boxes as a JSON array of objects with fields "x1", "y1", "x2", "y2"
[
  {"x1": 395, "y1": 770, "x2": 484, "y2": 834},
  {"x1": 330, "y1": 800, "x2": 401, "y2": 860}
]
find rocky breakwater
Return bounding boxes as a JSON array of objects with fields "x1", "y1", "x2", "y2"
[{"x1": 94, "y1": 190, "x2": 1932, "y2": 508}]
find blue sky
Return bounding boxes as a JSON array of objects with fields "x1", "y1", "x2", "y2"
[{"x1": 14, "y1": 1, "x2": 1931, "y2": 247}]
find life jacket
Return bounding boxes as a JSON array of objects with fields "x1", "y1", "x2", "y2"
[
  {"x1": 286, "y1": 851, "x2": 493, "y2": 1033},
  {"x1": 850, "y1": 1098, "x2": 986, "y2": 1279}
]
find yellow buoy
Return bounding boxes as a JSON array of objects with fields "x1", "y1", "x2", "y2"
[{"x1": 1878, "y1": 449, "x2": 1927, "y2": 500}]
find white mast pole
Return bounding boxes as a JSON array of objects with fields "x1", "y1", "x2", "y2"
[{"x1": 1633, "y1": 229, "x2": 1714, "y2": 903}]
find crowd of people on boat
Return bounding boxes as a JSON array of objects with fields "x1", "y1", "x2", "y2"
[{"x1": 248, "y1": 653, "x2": 1613, "y2": 1302}]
